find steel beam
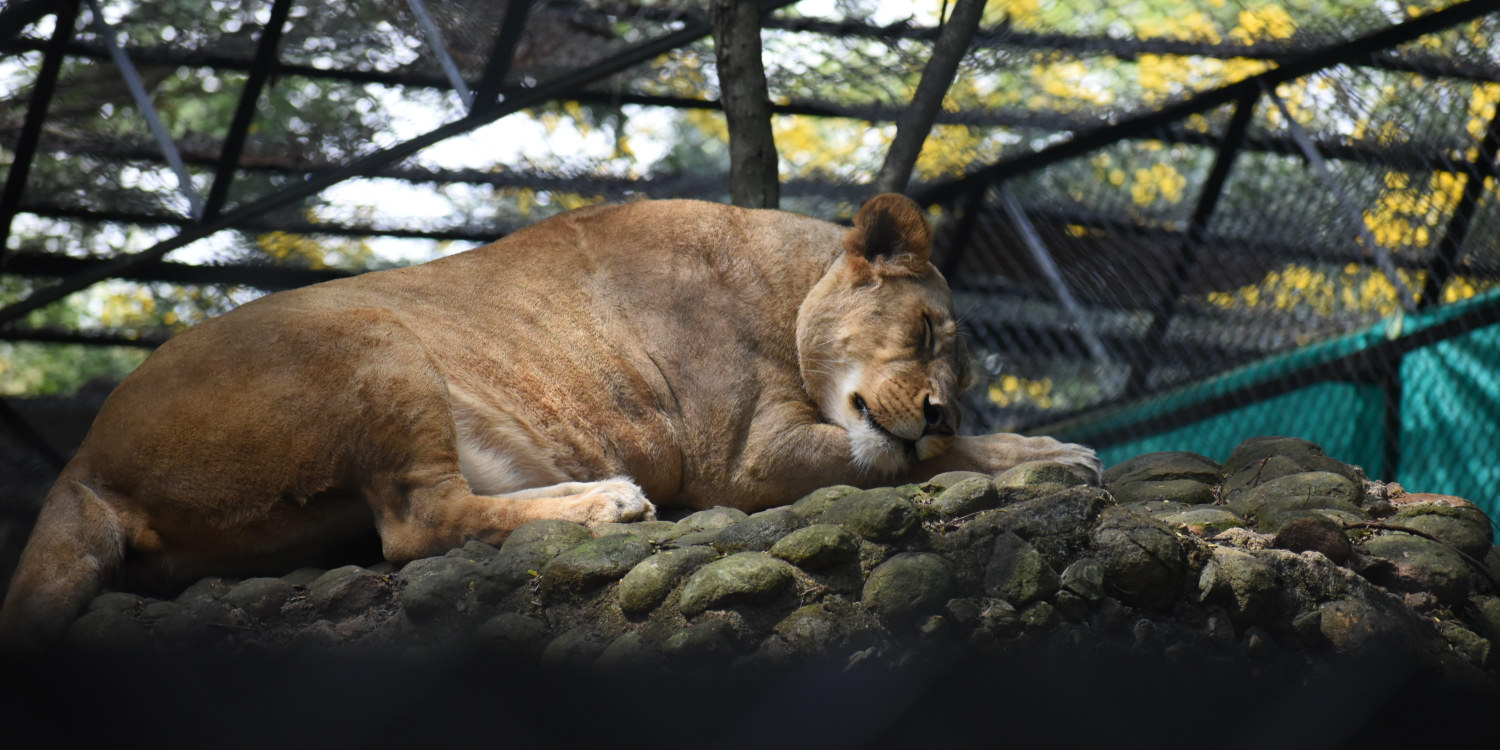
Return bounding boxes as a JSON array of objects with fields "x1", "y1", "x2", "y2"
[
  {"x1": 407, "y1": 0, "x2": 474, "y2": 108},
  {"x1": 471, "y1": 0, "x2": 535, "y2": 114},
  {"x1": 0, "y1": 0, "x2": 78, "y2": 264},
  {"x1": 85, "y1": 0, "x2": 203, "y2": 218},
  {"x1": 201, "y1": 0, "x2": 293, "y2": 221},
  {"x1": 1125, "y1": 92, "x2": 1256, "y2": 398},
  {"x1": 1419, "y1": 103, "x2": 1500, "y2": 307}
]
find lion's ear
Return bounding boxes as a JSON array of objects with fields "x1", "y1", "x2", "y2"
[{"x1": 842, "y1": 193, "x2": 932, "y2": 278}]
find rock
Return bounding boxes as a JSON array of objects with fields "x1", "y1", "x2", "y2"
[
  {"x1": 475, "y1": 613, "x2": 550, "y2": 659},
  {"x1": 820, "y1": 487, "x2": 918, "y2": 542},
  {"x1": 1104, "y1": 451, "x2": 1221, "y2": 485},
  {"x1": 447, "y1": 539, "x2": 499, "y2": 561},
  {"x1": 994, "y1": 461, "x2": 1092, "y2": 489},
  {"x1": 1160, "y1": 507, "x2": 1245, "y2": 536},
  {"x1": 764, "y1": 603, "x2": 843, "y2": 657},
  {"x1": 1059, "y1": 558, "x2": 1106, "y2": 601},
  {"x1": 768, "y1": 524, "x2": 860, "y2": 569},
  {"x1": 1273, "y1": 516, "x2": 1352, "y2": 563},
  {"x1": 1020, "y1": 601, "x2": 1058, "y2": 630},
  {"x1": 663, "y1": 619, "x2": 742, "y2": 659},
  {"x1": 304, "y1": 565, "x2": 390, "y2": 619},
  {"x1": 67, "y1": 608, "x2": 151, "y2": 650},
  {"x1": 596, "y1": 630, "x2": 654, "y2": 669},
  {"x1": 1389, "y1": 493, "x2": 1495, "y2": 559},
  {"x1": 1221, "y1": 436, "x2": 1360, "y2": 499},
  {"x1": 1359, "y1": 532, "x2": 1474, "y2": 605},
  {"x1": 862, "y1": 553, "x2": 956, "y2": 624},
  {"x1": 540, "y1": 533, "x2": 654, "y2": 595},
  {"x1": 590, "y1": 520, "x2": 680, "y2": 543},
  {"x1": 222, "y1": 577, "x2": 295, "y2": 620},
  {"x1": 678, "y1": 552, "x2": 796, "y2": 616},
  {"x1": 983, "y1": 532, "x2": 1059, "y2": 604},
  {"x1": 1111, "y1": 479, "x2": 1216, "y2": 506},
  {"x1": 540, "y1": 627, "x2": 609, "y2": 668},
  {"x1": 179, "y1": 577, "x2": 232, "y2": 602},
  {"x1": 1198, "y1": 546, "x2": 1280, "y2": 627},
  {"x1": 928, "y1": 475, "x2": 1001, "y2": 517},
  {"x1": 672, "y1": 507, "x2": 749, "y2": 536},
  {"x1": 1438, "y1": 621, "x2": 1491, "y2": 667},
  {"x1": 283, "y1": 567, "x2": 325, "y2": 587},
  {"x1": 789, "y1": 485, "x2": 861, "y2": 520},
  {"x1": 88, "y1": 591, "x2": 146, "y2": 615},
  {"x1": 399, "y1": 556, "x2": 484, "y2": 622},
  {"x1": 1227, "y1": 471, "x2": 1361, "y2": 522},
  {"x1": 714, "y1": 507, "x2": 806, "y2": 552},
  {"x1": 921, "y1": 471, "x2": 992, "y2": 493},
  {"x1": 1092, "y1": 507, "x2": 1187, "y2": 610},
  {"x1": 1313, "y1": 597, "x2": 1417, "y2": 654},
  {"x1": 500, "y1": 519, "x2": 593, "y2": 568},
  {"x1": 617, "y1": 545, "x2": 719, "y2": 614}
]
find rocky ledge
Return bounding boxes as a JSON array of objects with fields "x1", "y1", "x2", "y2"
[{"x1": 28, "y1": 436, "x2": 1500, "y2": 743}]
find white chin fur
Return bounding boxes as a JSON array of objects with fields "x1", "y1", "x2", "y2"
[{"x1": 848, "y1": 422, "x2": 909, "y2": 476}]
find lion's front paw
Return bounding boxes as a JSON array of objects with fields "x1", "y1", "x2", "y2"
[
  {"x1": 1040, "y1": 439, "x2": 1103, "y2": 485},
  {"x1": 967, "y1": 433, "x2": 1103, "y2": 485},
  {"x1": 577, "y1": 478, "x2": 657, "y2": 524}
]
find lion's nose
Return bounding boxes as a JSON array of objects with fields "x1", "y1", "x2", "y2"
[{"x1": 922, "y1": 396, "x2": 953, "y2": 436}]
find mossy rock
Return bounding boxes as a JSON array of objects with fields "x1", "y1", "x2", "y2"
[
  {"x1": 678, "y1": 552, "x2": 796, "y2": 616},
  {"x1": 1111, "y1": 479, "x2": 1216, "y2": 506},
  {"x1": 1092, "y1": 507, "x2": 1187, "y2": 611},
  {"x1": 920, "y1": 471, "x2": 992, "y2": 494},
  {"x1": 221, "y1": 577, "x2": 295, "y2": 621},
  {"x1": 1159, "y1": 507, "x2": 1245, "y2": 535},
  {"x1": 617, "y1": 545, "x2": 720, "y2": 615},
  {"x1": 398, "y1": 556, "x2": 484, "y2": 621},
  {"x1": 713, "y1": 507, "x2": 807, "y2": 553},
  {"x1": 862, "y1": 553, "x2": 956, "y2": 625},
  {"x1": 1221, "y1": 437, "x2": 1360, "y2": 499},
  {"x1": 305, "y1": 565, "x2": 391, "y2": 618},
  {"x1": 983, "y1": 531, "x2": 1059, "y2": 604},
  {"x1": 1360, "y1": 532, "x2": 1474, "y2": 605},
  {"x1": 994, "y1": 461, "x2": 1092, "y2": 490},
  {"x1": 1226, "y1": 471, "x2": 1360, "y2": 521},
  {"x1": 789, "y1": 485, "x2": 861, "y2": 521},
  {"x1": 769, "y1": 524, "x2": 860, "y2": 569},
  {"x1": 820, "y1": 487, "x2": 918, "y2": 542},
  {"x1": 539, "y1": 533, "x2": 654, "y2": 595},
  {"x1": 500, "y1": 519, "x2": 594, "y2": 565},
  {"x1": 1104, "y1": 451, "x2": 1220, "y2": 486},
  {"x1": 928, "y1": 475, "x2": 1002, "y2": 517},
  {"x1": 1389, "y1": 494, "x2": 1495, "y2": 559}
]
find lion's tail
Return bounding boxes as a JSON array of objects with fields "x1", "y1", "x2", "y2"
[{"x1": 0, "y1": 479, "x2": 127, "y2": 652}]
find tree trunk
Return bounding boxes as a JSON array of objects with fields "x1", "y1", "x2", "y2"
[
  {"x1": 710, "y1": 0, "x2": 779, "y2": 209},
  {"x1": 873, "y1": 0, "x2": 987, "y2": 196}
]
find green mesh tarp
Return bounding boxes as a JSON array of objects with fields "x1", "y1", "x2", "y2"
[{"x1": 1050, "y1": 287, "x2": 1500, "y2": 540}]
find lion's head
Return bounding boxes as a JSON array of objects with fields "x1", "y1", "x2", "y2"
[{"x1": 797, "y1": 194, "x2": 972, "y2": 475}]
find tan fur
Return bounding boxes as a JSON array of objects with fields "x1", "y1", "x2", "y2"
[{"x1": 0, "y1": 194, "x2": 1097, "y2": 648}]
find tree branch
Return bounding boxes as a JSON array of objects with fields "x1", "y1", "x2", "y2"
[
  {"x1": 710, "y1": 0, "x2": 779, "y2": 209},
  {"x1": 874, "y1": 0, "x2": 988, "y2": 196}
]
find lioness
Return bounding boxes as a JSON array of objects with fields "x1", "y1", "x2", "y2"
[{"x1": 0, "y1": 194, "x2": 1097, "y2": 648}]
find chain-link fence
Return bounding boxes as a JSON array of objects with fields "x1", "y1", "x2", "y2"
[{"x1": 2, "y1": 0, "x2": 1499, "y2": 533}]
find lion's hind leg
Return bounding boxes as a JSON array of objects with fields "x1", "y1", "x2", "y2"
[{"x1": 367, "y1": 475, "x2": 657, "y2": 564}]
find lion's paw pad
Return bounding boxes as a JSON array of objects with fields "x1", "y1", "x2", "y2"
[{"x1": 581, "y1": 479, "x2": 657, "y2": 523}]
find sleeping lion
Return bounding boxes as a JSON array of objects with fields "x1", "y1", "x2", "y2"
[{"x1": 0, "y1": 193, "x2": 1097, "y2": 648}]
